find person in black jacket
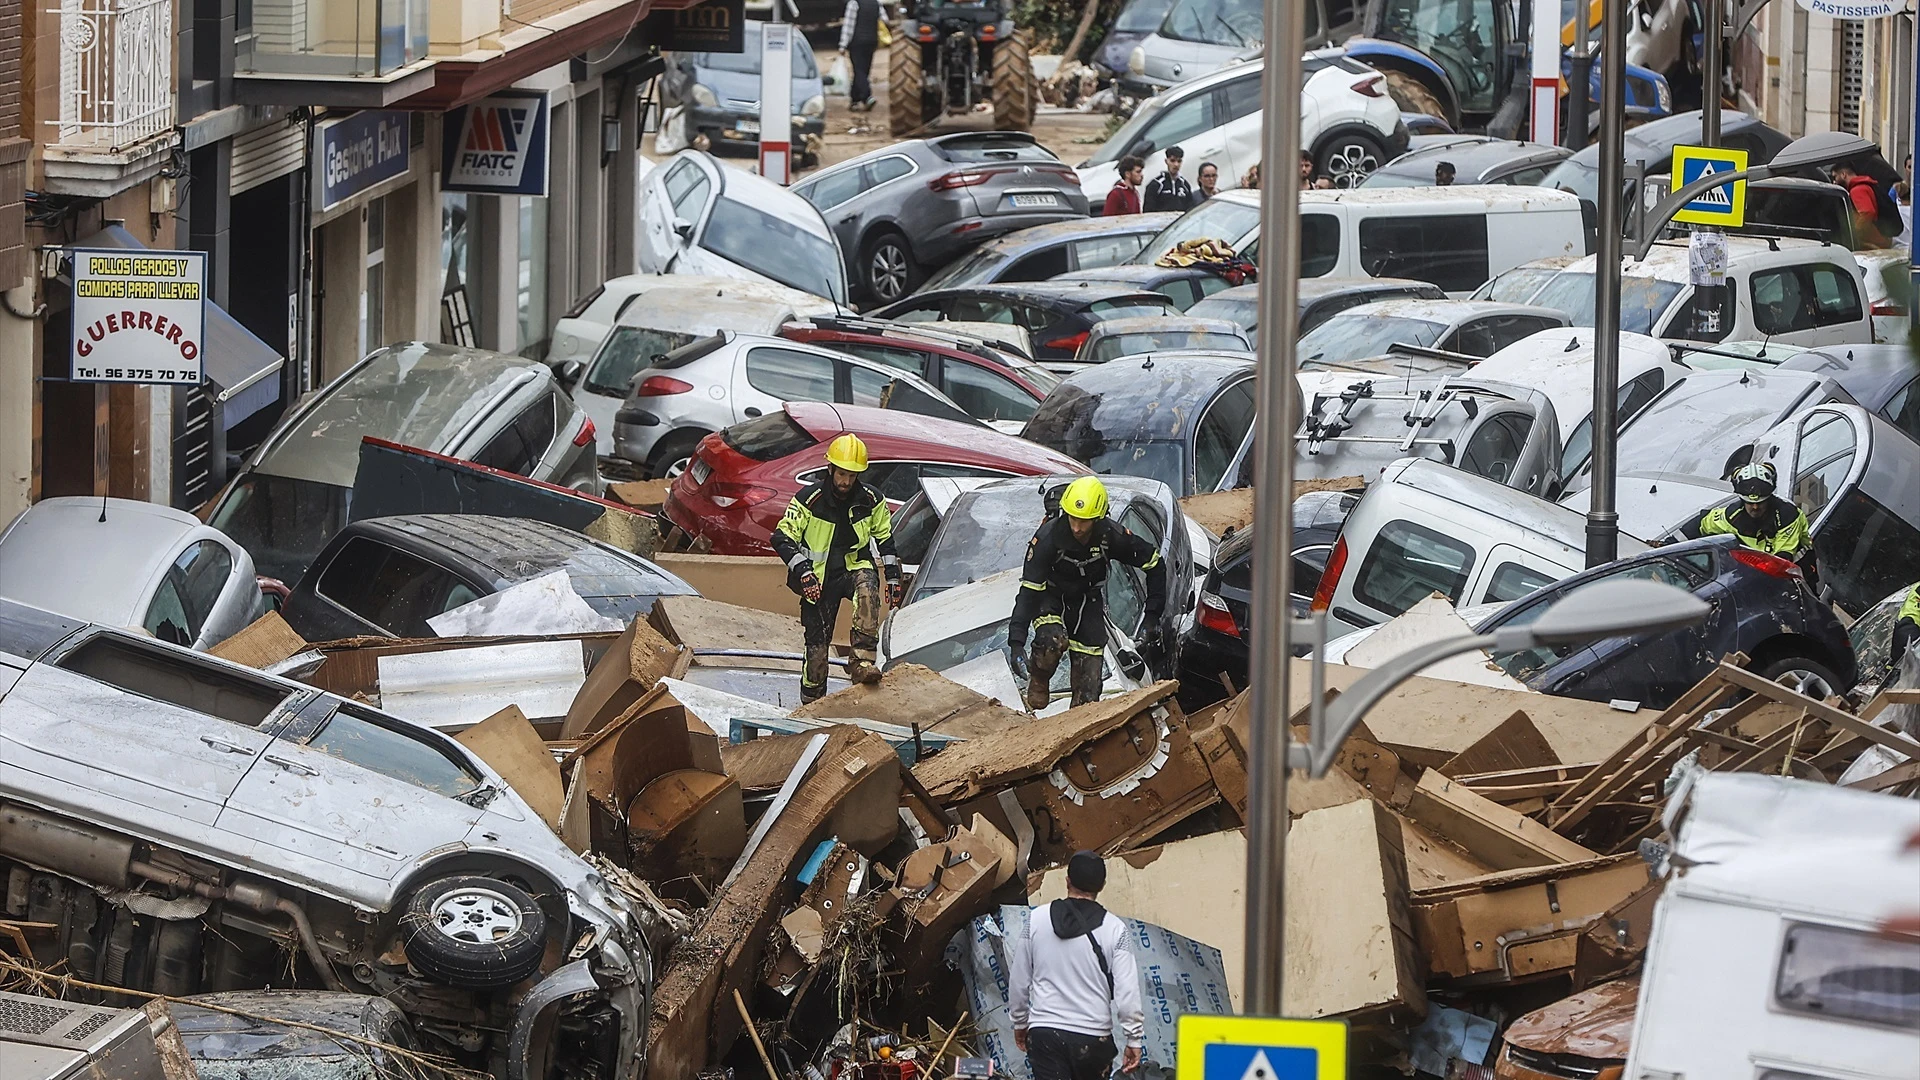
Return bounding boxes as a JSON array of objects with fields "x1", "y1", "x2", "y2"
[
  {"x1": 839, "y1": 0, "x2": 883, "y2": 111},
  {"x1": 1142, "y1": 146, "x2": 1195, "y2": 212},
  {"x1": 1005, "y1": 478, "x2": 1167, "y2": 712}
]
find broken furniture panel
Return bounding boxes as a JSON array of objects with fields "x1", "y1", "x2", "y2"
[
  {"x1": 206, "y1": 612, "x2": 309, "y2": 670},
  {"x1": 561, "y1": 616, "x2": 687, "y2": 739},
  {"x1": 1412, "y1": 854, "x2": 1654, "y2": 982},
  {"x1": 456, "y1": 704, "x2": 566, "y2": 831},
  {"x1": 1437, "y1": 710, "x2": 1560, "y2": 779},
  {"x1": 913, "y1": 683, "x2": 1181, "y2": 803},
  {"x1": 890, "y1": 818, "x2": 1010, "y2": 1005},
  {"x1": 378, "y1": 638, "x2": 590, "y2": 732},
  {"x1": 627, "y1": 769, "x2": 747, "y2": 888},
  {"x1": 1283, "y1": 799, "x2": 1426, "y2": 1021},
  {"x1": 654, "y1": 552, "x2": 855, "y2": 643},
  {"x1": 1404, "y1": 770, "x2": 1600, "y2": 871},
  {"x1": 791, "y1": 663, "x2": 1030, "y2": 740}
]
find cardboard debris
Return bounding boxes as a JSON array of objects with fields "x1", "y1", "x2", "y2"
[
  {"x1": 654, "y1": 552, "x2": 853, "y2": 643},
  {"x1": 1437, "y1": 709, "x2": 1561, "y2": 779},
  {"x1": 560, "y1": 682, "x2": 730, "y2": 862},
  {"x1": 1344, "y1": 595, "x2": 1531, "y2": 691},
  {"x1": 1404, "y1": 769, "x2": 1600, "y2": 870},
  {"x1": 791, "y1": 663, "x2": 1030, "y2": 739},
  {"x1": 208, "y1": 611, "x2": 309, "y2": 669},
  {"x1": 914, "y1": 683, "x2": 1179, "y2": 802},
  {"x1": 605, "y1": 478, "x2": 674, "y2": 513},
  {"x1": 1413, "y1": 854, "x2": 1653, "y2": 981},
  {"x1": 1175, "y1": 477, "x2": 1363, "y2": 537},
  {"x1": 562, "y1": 616, "x2": 687, "y2": 739},
  {"x1": 652, "y1": 594, "x2": 806, "y2": 663},
  {"x1": 1283, "y1": 798, "x2": 1426, "y2": 1020},
  {"x1": 457, "y1": 705, "x2": 565, "y2": 831},
  {"x1": 627, "y1": 769, "x2": 746, "y2": 887},
  {"x1": 892, "y1": 818, "x2": 1011, "y2": 1003}
]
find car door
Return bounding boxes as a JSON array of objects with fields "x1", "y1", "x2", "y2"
[
  {"x1": 217, "y1": 697, "x2": 490, "y2": 886},
  {"x1": 1538, "y1": 554, "x2": 1726, "y2": 707},
  {"x1": 796, "y1": 163, "x2": 871, "y2": 267},
  {"x1": 3, "y1": 633, "x2": 294, "y2": 827},
  {"x1": 640, "y1": 158, "x2": 693, "y2": 271},
  {"x1": 652, "y1": 158, "x2": 716, "y2": 272},
  {"x1": 1218, "y1": 73, "x2": 1265, "y2": 182},
  {"x1": 1749, "y1": 263, "x2": 1870, "y2": 346},
  {"x1": 1192, "y1": 377, "x2": 1257, "y2": 495}
]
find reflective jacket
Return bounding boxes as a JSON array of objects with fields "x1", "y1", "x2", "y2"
[
  {"x1": 1682, "y1": 495, "x2": 1817, "y2": 580},
  {"x1": 1008, "y1": 514, "x2": 1166, "y2": 646},
  {"x1": 770, "y1": 480, "x2": 898, "y2": 582},
  {"x1": 1893, "y1": 583, "x2": 1920, "y2": 665}
]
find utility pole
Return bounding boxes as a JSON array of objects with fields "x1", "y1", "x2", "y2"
[
  {"x1": 1566, "y1": 0, "x2": 1594, "y2": 148},
  {"x1": 1586, "y1": 0, "x2": 1627, "y2": 568},
  {"x1": 1244, "y1": 0, "x2": 1306, "y2": 1017}
]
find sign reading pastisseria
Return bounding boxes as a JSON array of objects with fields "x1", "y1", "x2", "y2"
[{"x1": 69, "y1": 248, "x2": 207, "y2": 385}]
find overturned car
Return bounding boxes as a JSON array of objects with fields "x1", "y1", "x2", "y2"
[{"x1": 0, "y1": 599, "x2": 650, "y2": 1080}]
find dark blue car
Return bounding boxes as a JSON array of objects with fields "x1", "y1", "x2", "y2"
[{"x1": 1479, "y1": 534, "x2": 1857, "y2": 707}]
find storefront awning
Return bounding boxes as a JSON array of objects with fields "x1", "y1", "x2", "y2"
[{"x1": 76, "y1": 225, "x2": 286, "y2": 429}]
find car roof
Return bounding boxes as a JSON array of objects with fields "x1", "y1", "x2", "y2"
[
  {"x1": 1322, "y1": 299, "x2": 1562, "y2": 325},
  {"x1": 254, "y1": 341, "x2": 546, "y2": 488},
  {"x1": 1055, "y1": 265, "x2": 1209, "y2": 285},
  {"x1": 1372, "y1": 137, "x2": 1568, "y2": 176},
  {"x1": 607, "y1": 276, "x2": 836, "y2": 329},
  {"x1": 1779, "y1": 345, "x2": 1920, "y2": 411},
  {"x1": 964, "y1": 281, "x2": 1172, "y2": 305},
  {"x1": 346, "y1": 515, "x2": 687, "y2": 597},
  {"x1": 1298, "y1": 184, "x2": 1582, "y2": 210},
  {"x1": 1380, "y1": 457, "x2": 1602, "y2": 549},
  {"x1": 0, "y1": 497, "x2": 208, "y2": 627},
  {"x1": 783, "y1": 401, "x2": 1087, "y2": 471},
  {"x1": 1563, "y1": 109, "x2": 1784, "y2": 167},
  {"x1": 1087, "y1": 315, "x2": 1247, "y2": 336},
  {"x1": 693, "y1": 150, "x2": 833, "y2": 238},
  {"x1": 173, "y1": 992, "x2": 407, "y2": 1056},
  {"x1": 1033, "y1": 354, "x2": 1255, "y2": 441},
  {"x1": 1554, "y1": 236, "x2": 1844, "y2": 283},
  {"x1": 956, "y1": 213, "x2": 1183, "y2": 256},
  {"x1": 1472, "y1": 327, "x2": 1677, "y2": 423},
  {"x1": 1298, "y1": 276, "x2": 1441, "y2": 301}
]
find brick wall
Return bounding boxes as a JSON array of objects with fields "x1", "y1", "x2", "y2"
[{"x1": 0, "y1": 0, "x2": 26, "y2": 287}]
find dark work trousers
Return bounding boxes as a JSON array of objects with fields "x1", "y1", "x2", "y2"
[
  {"x1": 848, "y1": 42, "x2": 877, "y2": 104},
  {"x1": 1026, "y1": 588, "x2": 1106, "y2": 711},
  {"x1": 800, "y1": 566, "x2": 881, "y2": 702},
  {"x1": 1026, "y1": 1027, "x2": 1118, "y2": 1080}
]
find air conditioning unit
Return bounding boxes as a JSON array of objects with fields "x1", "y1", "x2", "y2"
[{"x1": 0, "y1": 991, "x2": 168, "y2": 1080}]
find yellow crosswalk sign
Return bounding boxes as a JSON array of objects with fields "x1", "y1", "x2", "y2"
[
  {"x1": 1176, "y1": 1015, "x2": 1346, "y2": 1080},
  {"x1": 1671, "y1": 144, "x2": 1749, "y2": 227}
]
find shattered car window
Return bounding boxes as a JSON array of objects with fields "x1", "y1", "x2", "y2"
[{"x1": 918, "y1": 488, "x2": 1049, "y2": 594}]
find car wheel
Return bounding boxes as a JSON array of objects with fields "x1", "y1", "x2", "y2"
[
  {"x1": 862, "y1": 231, "x2": 920, "y2": 304},
  {"x1": 1758, "y1": 655, "x2": 1843, "y2": 700},
  {"x1": 1316, "y1": 132, "x2": 1388, "y2": 188},
  {"x1": 399, "y1": 876, "x2": 547, "y2": 990},
  {"x1": 647, "y1": 430, "x2": 706, "y2": 480}
]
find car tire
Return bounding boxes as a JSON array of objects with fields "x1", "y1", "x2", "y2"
[
  {"x1": 991, "y1": 29, "x2": 1037, "y2": 131},
  {"x1": 1757, "y1": 655, "x2": 1843, "y2": 700},
  {"x1": 862, "y1": 231, "x2": 920, "y2": 304},
  {"x1": 399, "y1": 876, "x2": 547, "y2": 990},
  {"x1": 1315, "y1": 131, "x2": 1388, "y2": 188},
  {"x1": 889, "y1": 35, "x2": 928, "y2": 138},
  {"x1": 646, "y1": 430, "x2": 706, "y2": 480},
  {"x1": 1381, "y1": 70, "x2": 1449, "y2": 125}
]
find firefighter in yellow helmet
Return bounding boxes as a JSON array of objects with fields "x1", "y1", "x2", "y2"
[
  {"x1": 1678, "y1": 460, "x2": 1819, "y2": 588},
  {"x1": 1006, "y1": 476, "x2": 1168, "y2": 712},
  {"x1": 770, "y1": 434, "x2": 901, "y2": 703}
]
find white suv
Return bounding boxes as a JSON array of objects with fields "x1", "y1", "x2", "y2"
[{"x1": 1079, "y1": 52, "x2": 1406, "y2": 204}]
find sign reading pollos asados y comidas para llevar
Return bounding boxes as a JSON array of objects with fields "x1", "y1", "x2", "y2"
[
  {"x1": 316, "y1": 111, "x2": 411, "y2": 212},
  {"x1": 442, "y1": 91, "x2": 551, "y2": 197},
  {"x1": 69, "y1": 249, "x2": 207, "y2": 385}
]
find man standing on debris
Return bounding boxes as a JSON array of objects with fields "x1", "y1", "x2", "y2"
[
  {"x1": 1010, "y1": 851, "x2": 1144, "y2": 1077},
  {"x1": 1676, "y1": 461, "x2": 1818, "y2": 587},
  {"x1": 1005, "y1": 477, "x2": 1166, "y2": 712},
  {"x1": 772, "y1": 433, "x2": 901, "y2": 702}
]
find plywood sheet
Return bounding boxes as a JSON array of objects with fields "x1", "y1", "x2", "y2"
[
  {"x1": 791, "y1": 662, "x2": 1029, "y2": 739},
  {"x1": 1405, "y1": 770, "x2": 1599, "y2": 870},
  {"x1": 653, "y1": 594, "x2": 806, "y2": 654},
  {"x1": 1281, "y1": 798, "x2": 1425, "y2": 1019},
  {"x1": 457, "y1": 705, "x2": 564, "y2": 830},
  {"x1": 561, "y1": 616, "x2": 684, "y2": 739},
  {"x1": 209, "y1": 612, "x2": 309, "y2": 669},
  {"x1": 1438, "y1": 710, "x2": 1561, "y2": 779},
  {"x1": 913, "y1": 683, "x2": 1179, "y2": 801}
]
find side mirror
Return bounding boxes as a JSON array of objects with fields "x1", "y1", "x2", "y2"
[
  {"x1": 672, "y1": 217, "x2": 695, "y2": 242},
  {"x1": 554, "y1": 359, "x2": 585, "y2": 389},
  {"x1": 1133, "y1": 138, "x2": 1156, "y2": 156}
]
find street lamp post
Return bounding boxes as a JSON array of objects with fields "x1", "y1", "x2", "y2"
[{"x1": 1586, "y1": 0, "x2": 1628, "y2": 568}]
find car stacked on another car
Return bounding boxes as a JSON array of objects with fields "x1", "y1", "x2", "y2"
[
  {"x1": 661, "y1": 402, "x2": 1088, "y2": 555},
  {"x1": 871, "y1": 281, "x2": 1182, "y2": 362},
  {"x1": 1361, "y1": 135, "x2": 1572, "y2": 188},
  {"x1": 792, "y1": 132, "x2": 1090, "y2": 304},
  {"x1": 915, "y1": 214, "x2": 1183, "y2": 292},
  {"x1": 639, "y1": 150, "x2": 850, "y2": 303},
  {"x1": 1188, "y1": 276, "x2": 1449, "y2": 335},
  {"x1": 1075, "y1": 316, "x2": 1252, "y2": 365},
  {"x1": 1023, "y1": 352, "x2": 1256, "y2": 496}
]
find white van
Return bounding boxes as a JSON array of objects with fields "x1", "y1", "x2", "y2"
[
  {"x1": 1625, "y1": 770, "x2": 1920, "y2": 1080},
  {"x1": 1310, "y1": 457, "x2": 1647, "y2": 637},
  {"x1": 1528, "y1": 236, "x2": 1877, "y2": 347},
  {"x1": 1132, "y1": 186, "x2": 1588, "y2": 296},
  {"x1": 559, "y1": 276, "x2": 835, "y2": 457}
]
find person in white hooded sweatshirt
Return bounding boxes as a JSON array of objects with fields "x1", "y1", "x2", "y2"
[{"x1": 1009, "y1": 851, "x2": 1145, "y2": 1077}]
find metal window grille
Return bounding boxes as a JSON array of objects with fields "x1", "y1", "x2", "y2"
[
  {"x1": 1840, "y1": 19, "x2": 1865, "y2": 135},
  {"x1": 55, "y1": 0, "x2": 173, "y2": 149}
]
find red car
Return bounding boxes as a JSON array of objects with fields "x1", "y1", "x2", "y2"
[
  {"x1": 663, "y1": 401, "x2": 1088, "y2": 555},
  {"x1": 778, "y1": 318, "x2": 1062, "y2": 428}
]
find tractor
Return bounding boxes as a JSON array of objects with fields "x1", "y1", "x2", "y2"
[{"x1": 888, "y1": 0, "x2": 1038, "y2": 137}]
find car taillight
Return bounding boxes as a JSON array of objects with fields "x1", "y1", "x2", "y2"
[
  {"x1": 1196, "y1": 592, "x2": 1240, "y2": 639},
  {"x1": 917, "y1": 22, "x2": 935, "y2": 40},
  {"x1": 1046, "y1": 330, "x2": 1090, "y2": 352},
  {"x1": 572, "y1": 417, "x2": 596, "y2": 447},
  {"x1": 706, "y1": 483, "x2": 779, "y2": 509},
  {"x1": 1730, "y1": 546, "x2": 1801, "y2": 579},
  {"x1": 979, "y1": 22, "x2": 997, "y2": 37},
  {"x1": 1310, "y1": 536, "x2": 1347, "y2": 612},
  {"x1": 1351, "y1": 75, "x2": 1386, "y2": 98},
  {"x1": 930, "y1": 170, "x2": 993, "y2": 191},
  {"x1": 637, "y1": 375, "x2": 694, "y2": 396},
  {"x1": 1871, "y1": 301, "x2": 1907, "y2": 317}
]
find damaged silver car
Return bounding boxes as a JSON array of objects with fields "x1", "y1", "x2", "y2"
[{"x1": 0, "y1": 600, "x2": 650, "y2": 1080}]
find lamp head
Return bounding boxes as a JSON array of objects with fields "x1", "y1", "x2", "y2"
[
  {"x1": 1520, "y1": 578, "x2": 1711, "y2": 646},
  {"x1": 1770, "y1": 131, "x2": 1879, "y2": 173}
]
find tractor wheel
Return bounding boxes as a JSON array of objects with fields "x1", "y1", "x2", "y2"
[
  {"x1": 889, "y1": 35, "x2": 927, "y2": 137},
  {"x1": 991, "y1": 29, "x2": 1037, "y2": 131},
  {"x1": 1382, "y1": 69, "x2": 1449, "y2": 125}
]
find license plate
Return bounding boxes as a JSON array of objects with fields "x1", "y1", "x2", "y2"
[
  {"x1": 737, "y1": 120, "x2": 760, "y2": 135},
  {"x1": 690, "y1": 459, "x2": 712, "y2": 485},
  {"x1": 1009, "y1": 193, "x2": 1057, "y2": 207}
]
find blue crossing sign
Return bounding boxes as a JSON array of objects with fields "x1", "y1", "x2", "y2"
[
  {"x1": 1670, "y1": 144, "x2": 1750, "y2": 228},
  {"x1": 1176, "y1": 1015, "x2": 1346, "y2": 1080}
]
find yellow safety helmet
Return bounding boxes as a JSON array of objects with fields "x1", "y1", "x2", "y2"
[
  {"x1": 825, "y1": 433, "x2": 869, "y2": 473},
  {"x1": 1061, "y1": 476, "x2": 1109, "y2": 520}
]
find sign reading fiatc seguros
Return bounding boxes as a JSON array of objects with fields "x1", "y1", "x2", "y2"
[
  {"x1": 68, "y1": 248, "x2": 207, "y2": 385},
  {"x1": 442, "y1": 91, "x2": 552, "y2": 197}
]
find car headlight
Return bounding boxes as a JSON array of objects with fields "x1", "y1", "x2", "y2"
[
  {"x1": 1129, "y1": 46, "x2": 1146, "y2": 74},
  {"x1": 692, "y1": 83, "x2": 718, "y2": 107},
  {"x1": 801, "y1": 94, "x2": 825, "y2": 117}
]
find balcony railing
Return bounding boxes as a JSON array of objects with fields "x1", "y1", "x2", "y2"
[
  {"x1": 56, "y1": 0, "x2": 174, "y2": 151},
  {"x1": 237, "y1": 0, "x2": 427, "y2": 79}
]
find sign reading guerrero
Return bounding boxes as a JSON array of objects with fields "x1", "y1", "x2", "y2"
[
  {"x1": 69, "y1": 249, "x2": 207, "y2": 385},
  {"x1": 442, "y1": 91, "x2": 551, "y2": 196}
]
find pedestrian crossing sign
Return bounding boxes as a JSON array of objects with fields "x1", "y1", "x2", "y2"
[
  {"x1": 1671, "y1": 144, "x2": 1750, "y2": 227},
  {"x1": 1175, "y1": 1015, "x2": 1346, "y2": 1080}
]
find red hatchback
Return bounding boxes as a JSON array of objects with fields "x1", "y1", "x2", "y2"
[
  {"x1": 778, "y1": 318, "x2": 1061, "y2": 428},
  {"x1": 663, "y1": 401, "x2": 1088, "y2": 555}
]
